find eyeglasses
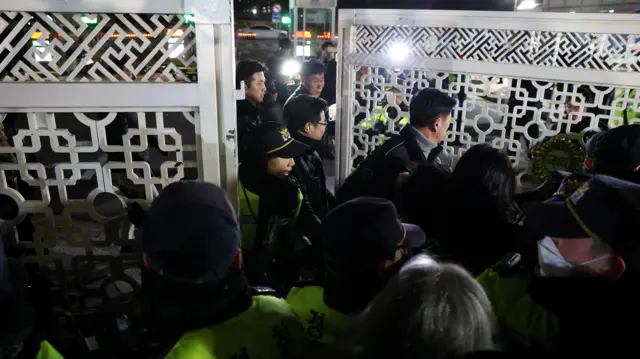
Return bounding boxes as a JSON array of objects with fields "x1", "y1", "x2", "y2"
[{"x1": 316, "y1": 122, "x2": 328, "y2": 127}]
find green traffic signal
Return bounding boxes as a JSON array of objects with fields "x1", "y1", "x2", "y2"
[
  {"x1": 184, "y1": 14, "x2": 195, "y2": 24},
  {"x1": 281, "y1": 16, "x2": 291, "y2": 25},
  {"x1": 81, "y1": 15, "x2": 98, "y2": 24}
]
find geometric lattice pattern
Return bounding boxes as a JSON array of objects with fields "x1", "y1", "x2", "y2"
[
  {"x1": 1, "y1": 12, "x2": 196, "y2": 82},
  {"x1": 0, "y1": 111, "x2": 197, "y2": 311},
  {"x1": 355, "y1": 26, "x2": 640, "y2": 72},
  {"x1": 349, "y1": 66, "x2": 639, "y2": 188}
]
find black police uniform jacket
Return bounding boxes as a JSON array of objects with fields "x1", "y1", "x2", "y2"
[
  {"x1": 337, "y1": 125, "x2": 442, "y2": 205},
  {"x1": 237, "y1": 100, "x2": 263, "y2": 161},
  {"x1": 284, "y1": 85, "x2": 311, "y2": 110},
  {"x1": 289, "y1": 133, "x2": 336, "y2": 219}
]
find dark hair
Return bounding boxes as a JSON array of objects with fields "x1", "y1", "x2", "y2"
[
  {"x1": 409, "y1": 88, "x2": 457, "y2": 128},
  {"x1": 330, "y1": 255, "x2": 496, "y2": 359},
  {"x1": 278, "y1": 38, "x2": 292, "y2": 50},
  {"x1": 285, "y1": 95, "x2": 328, "y2": 132},
  {"x1": 399, "y1": 165, "x2": 452, "y2": 226},
  {"x1": 320, "y1": 41, "x2": 335, "y2": 51},
  {"x1": 300, "y1": 59, "x2": 326, "y2": 77},
  {"x1": 235, "y1": 60, "x2": 267, "y2": 88},
  {"x1": 453, "y1": 144, "x2": 515, "y2": 215}
]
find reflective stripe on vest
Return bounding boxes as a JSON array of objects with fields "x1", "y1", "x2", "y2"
[
  {"x1": 374, "y1": 106, "x2": 408, "y2": 126},
  {"x1": 359, "y1": 106, "x2": 408, "y2": 130},
  {"x1": 477, "y1": 268, "x2": 559, "y2": 349}
]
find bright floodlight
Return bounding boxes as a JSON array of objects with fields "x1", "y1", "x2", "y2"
[
  {"x1": 517, "y1": 0, "x2": 540, "y2": 10},
  {"x1": 251, "y1": 8, "x2": 257, "y2": 15},
  {"x1": 609, "y1": 9, "x2": 615, "y2": 13},
  {"x1": 389, "y1": 43, "x2": 409, "y2": 61},
  {"x1": 170, "y1": 43, "x2": 185, "y2": 58},
  {"x1": 281, "y1": 59, "x2": 301, "y2": 77}
]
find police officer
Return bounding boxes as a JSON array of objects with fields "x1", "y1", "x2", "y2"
[
  {"x1": 285, "y1": 95, "x2": 335, "y2": 219},
  {"x1": 337, "y1": 88, "x2": 457, "y2": 204},
  {"x1": 236, "y1": 60, "x2": 268, "y2": 161},
  {"x1": 239, "y1": 122, "x2": 322, "y2": 292},
  {"x1": 287, "y1": 197, "x2": 426, "y2": 344},
  {"x1": 361, "y1": 86, "x2": 410, "y2": 135},
  {"x1": 478, "y1": 173, "x2": 640, "y2": 355},
  {"x1": 141, "y1": 180, "x2": 306, "y2": 359},
  {"x1": 584, "y1": 124, "x2": 640, "y2": 183},
  {"x1": 613, "y1": 88, "x2": 639, "y2": 126}
]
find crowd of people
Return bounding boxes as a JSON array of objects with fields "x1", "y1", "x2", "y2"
[
  {"x1": 145, "y1": 49, "x2": 640, "y2": 358},
  {"x1": 3, "y1": 42, "x2": 640, "y2": 359},
  {"x1": 151, "y1": 104, "x2": 640, "y2": 359}
]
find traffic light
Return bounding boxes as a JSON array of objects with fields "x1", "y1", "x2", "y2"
[
  {"x1": 80, "y1": 15, "x2": 98, "y2": 24},
  {"x1": 281, "y1": 16, "x2": 291, "y2": 25},
  {"x1": 184, "y1": 14, "x2": 195, "y2": 24}
]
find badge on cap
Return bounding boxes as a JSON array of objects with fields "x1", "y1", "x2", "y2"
[
  {"x1": 280, "y1": 128, "x2": 292, "y2": 142},
  {"x1": 570, "y1": 181, "x2": 591, "y2": 204}
]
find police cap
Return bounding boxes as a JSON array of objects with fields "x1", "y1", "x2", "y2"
[
  {"x1": 142, "y1": 180, "x2": 240, "y2": 283},
  {"x1": 524, "y1": 173, "x2": 640, "y2": 248},
  {"x1": 323, "y1": 197, "x2": 426, "y2": 271},
  {"x1": 246, "y1": 122, "x2": 308, "y2": 159},
  {"x1": 586, "y1": 125, "x2": 640, "y2": 180}
]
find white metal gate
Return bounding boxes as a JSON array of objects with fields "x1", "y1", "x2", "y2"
[
  {"x1": 0, "y1": 0, "x2": 237, "y2": 313},
  {"x1": 335, "y1": 10, "x2": 640, "y2": 188}
]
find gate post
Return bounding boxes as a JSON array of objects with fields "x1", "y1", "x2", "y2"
[{"x1": 187, "y1": 0, "x2": 240, "y2": 208}]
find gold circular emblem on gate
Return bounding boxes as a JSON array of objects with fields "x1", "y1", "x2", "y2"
[{"x1": 531, "y1": 135, "x2": 585, "y2": 181}]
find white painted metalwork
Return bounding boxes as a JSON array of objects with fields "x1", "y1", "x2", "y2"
[
  {"x1": 336, "y1": 9, "x2": 640, "y2": 189},
  {"x1": 543, "y1": 0, "x2": 640, "y2": 13},
  {"x1": 0, "y1": 13, "x2": 196, "y2": 82},
  {"x1": 0, "y1": 0, "x2": 238, "y2": 309}
]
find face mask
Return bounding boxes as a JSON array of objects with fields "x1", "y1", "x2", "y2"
[{"x1": 537, "y1": 236, "x2": 610, "y2": 277}]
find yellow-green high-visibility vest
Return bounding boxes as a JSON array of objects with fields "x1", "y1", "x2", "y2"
[
  {"x1": 238, "y1": 182, "x2": 304, "y2": 252},
  {"x1": 36, "y1": 341, "x2": 64, "y2": 359},
  {"x1": 165, "y1": 295, "x2": 307, "y2": 359},
  {"x1": 359, "y1": 106, "x2": 409, "y2": 130},
  {"x1": 477, "y1": 268, "x2": 560, "y2": 349},
  {"x1": 612, "y1": 89, "x2": 639, "y2": 127},
  {"x1": 286, "y1": 285, "x2": 360, "y2": 345}
]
